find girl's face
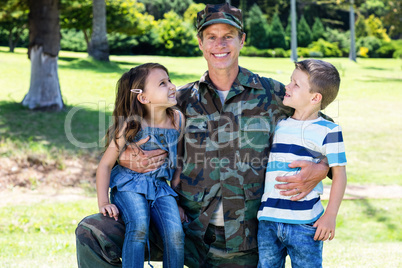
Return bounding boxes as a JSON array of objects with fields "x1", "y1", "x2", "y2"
[{"x1": 142, "y1": 68, "x2": 176, "y2": 106}]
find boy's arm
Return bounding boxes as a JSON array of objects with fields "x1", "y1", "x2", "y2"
[{"x1": 313, "y1": 165, "x2": 347, "y2": 241}]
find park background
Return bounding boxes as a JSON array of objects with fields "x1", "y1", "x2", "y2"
[{"x1": 0, "y1": 0, "x2": 401, "y2": 267}]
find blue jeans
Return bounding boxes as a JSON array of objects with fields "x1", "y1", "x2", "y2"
[
  {"x1": 257, "y1": 220, "x2": 323, "y2": 268},
  {"x1": 111, "y1": 190, "x2": 184, "y2": 268}
]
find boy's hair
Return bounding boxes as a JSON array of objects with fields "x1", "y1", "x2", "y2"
[
  {"x1": 105, "y1": 63, "x2": 175, "y2": 151},
  {"x1": 295, "y1": 59, "x2": 340, "y2": 110}
]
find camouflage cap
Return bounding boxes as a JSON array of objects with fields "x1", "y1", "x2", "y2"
[{"x1": 196, "y1": 3, "x2": 243, "y2": 32}]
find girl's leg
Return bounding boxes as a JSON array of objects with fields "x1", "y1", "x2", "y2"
[
  {"x1": 112, "y1": 190, "x2": 150, "y2": 268},
  {"x1": 151, "y1": 195, "x2": 185, "y2": 268}
]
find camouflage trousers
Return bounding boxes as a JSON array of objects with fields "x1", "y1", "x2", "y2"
[{"x1": 75, "y1": 213, "x2": 258, "y2": 267}]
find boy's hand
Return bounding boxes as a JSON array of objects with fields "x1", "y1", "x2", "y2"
[
  {"x1": 313, "y1": 213, "x2": 336, "y2": 241},
  {"x1": 178, "y1": 205, "x2": 188, "y2": 223},
  {"x1": 99, "y1": 203, "x2": 119, "y2": 221}
]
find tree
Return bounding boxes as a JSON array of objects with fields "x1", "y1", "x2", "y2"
[
  {"x1": 355, "y1": 15, "x2": 369, "y2": 38},
  {"x1": 88, "y1": 0, "x2": 109, "y2": 61},
  {"x1": 141, "y1": 0, "x2": 193, "y2": 20},
  {"x1": 22, "y1": 0, "x2": 64, "y2": 111},
  {"x1": 0, "y1": 0, "x2": 29, "y2": 52},
  {"x1": 269, "y1": 13, "x2": 287, "y2": 49},
  {"x1": 60, "y1": 0, "x2": 154, "y2": 54},
  {"x1": 245, "y1": 4, "x2": 269, "y2": 49},
  {"x1": 297, "y1": 15, "x2": 313, "y2": 47},
  {"x1": 312, "y1": 17, "x2": 325, "y2": 41}
]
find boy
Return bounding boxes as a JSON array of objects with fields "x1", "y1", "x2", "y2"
[{"x1": 257, "y1": 59, "x2": 347, "y2": 267}]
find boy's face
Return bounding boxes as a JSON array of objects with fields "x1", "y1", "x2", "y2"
[{"x1": 284, "y1": 69, "x2": 315, "y2": 110}]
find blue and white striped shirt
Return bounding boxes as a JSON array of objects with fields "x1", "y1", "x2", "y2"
[{"x1": 257, "y1": 117, "x2": 347, "y2": 224}]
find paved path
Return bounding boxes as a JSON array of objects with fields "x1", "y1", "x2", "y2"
[{"x1": 322, "y1": 185, "x2": 402, "y2": 200}]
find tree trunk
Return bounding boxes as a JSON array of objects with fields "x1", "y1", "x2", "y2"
[
  {"x1": 23, "y1": 0, "x2": 64, "y2": 111},
  {"x1": 88, "y1": 0, "x2": 109, "y2": 61}
]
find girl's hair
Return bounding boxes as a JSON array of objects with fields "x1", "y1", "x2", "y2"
[{"x1": 105, "y1": 63, "x2": 176, "y2": 151}]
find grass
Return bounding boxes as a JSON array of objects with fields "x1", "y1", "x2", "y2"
[
  {"x1": 0, "y1": 198, "x2": 400, "y2": 267},
  {"x1": 0, "y1": 46, "x2": 401, "y2": 266},
  {"x1": 1, "y1": 46, "x2": 401, "y2": 185}
]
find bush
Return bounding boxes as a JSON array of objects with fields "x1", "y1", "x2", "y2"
[
  {"x1": 269, "y1": 13, "x2": 287, "y2": 49},
  {"x1": 240, "y1": 46, "x2": 273, "y2": 57},
  {"x1": 297, "y1": 15, "x2": 313, "y2": 47},
  {"x1": 154, "y1": 11, "x2": 200, "y2": 56},
  {"x1": 356, "y1": 36, "x2": 382, "y2": 57},
  {"x1": 308, "y1": 38, "x2": 342, "y2": 57},
  {"x1": 375, "y1": 40, "x2": 402, "y2": 58},
  {"x1": 245, "y1": 4, "x2": 270, "y2": 49},
  {"x1": 60, "y1": 29, "x2": 87, "y2": 52},
  {"x1": 323, "y1": 28, "x2": 349, "y2": 57},
  {"x1": 108, "y1": 33, "x2": 139, "y2": 55}
]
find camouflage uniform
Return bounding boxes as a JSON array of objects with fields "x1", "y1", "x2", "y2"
[{"x1": 75, "y1": 67, "x2": 293, "y2": 267}]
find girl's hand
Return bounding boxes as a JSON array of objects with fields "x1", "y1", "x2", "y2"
[
  {"x1": 99, "y1": 203, "x2": 119, "y2": 221},
  {"x1": 178, "y1": 205, "x2": 188, "y2": 223},
  {"x1": 313, "y1": 213, "x2": 336, "y2": 241}
]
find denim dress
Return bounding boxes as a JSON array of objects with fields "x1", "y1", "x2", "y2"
[{"x1": 109, "y1": 125, "x2": 180, "y2": 202}]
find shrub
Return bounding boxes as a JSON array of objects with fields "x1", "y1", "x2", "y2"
[
  {"x1": 356, "y1": 36, "x2": 382, "y2": 57},
  {"x1": 376, "y1": 40, "x2": 402, "y2": 58},
  {"x1": 323, "y1": 28, "x2": 350, "y2": 57},
  {"x1": 297, "y1": 15, "x2": 313, "y2": 47},
  {"x1": 60, "y1": 29, "x2": 87, "y2": 52},
  {"x1": 308, "y1": 38, "x2": 342, "y2": 57},
  {"x1": 312, "y1": 17, "x2": 325, "y2": 41},
  {"x1": 245, "y1": 4, "x2": 270, "y2": 49},
  {"x1": 240, "y1": 46, "x2": 273, "y2": 57},
  {"x1": 269, "y1": 13, "x2": 287, "y2": 49}
]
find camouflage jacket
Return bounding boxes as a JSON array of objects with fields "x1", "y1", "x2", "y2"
[{"x1": 175, "y1": 66, "x2": 293, "y2": 252}]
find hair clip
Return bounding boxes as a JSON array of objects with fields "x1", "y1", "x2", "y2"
[{"x1": 130, "y1": 89, "x2": 142, "y2": 94}]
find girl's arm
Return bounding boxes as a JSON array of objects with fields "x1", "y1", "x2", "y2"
[
  {"x1": 313, "y1": 165, "x2": 347, "y2": 241},
  {"x1": 96, "y1": 125, "x2": 127, "y2": 221}
]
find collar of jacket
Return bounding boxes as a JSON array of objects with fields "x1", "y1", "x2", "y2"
[{"x1": 199, "y1": 66, "x2": 265, "y2": 92}]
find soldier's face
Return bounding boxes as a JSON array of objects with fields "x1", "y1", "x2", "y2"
[{"x1": 198, "y1": 23, "x2": 245, "y2": 72}]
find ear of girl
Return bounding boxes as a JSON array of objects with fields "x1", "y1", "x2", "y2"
[{"x1": 137, "y1": 93, "x2": 150, "y2": 104}]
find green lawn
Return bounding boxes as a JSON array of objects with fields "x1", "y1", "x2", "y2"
[
  {"x1": 1, "y1": 47, "x2": 401, "y2": 185},
  {"x1": 0, "y1": 198, "x2": 400, "y2": 267},
  {"x1": 0, "y1": 47, "x2": 401, "y2": 267}
]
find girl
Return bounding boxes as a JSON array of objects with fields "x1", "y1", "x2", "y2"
[{"x1": 96, "y1": 63, "x2": 185, "y2": 268}]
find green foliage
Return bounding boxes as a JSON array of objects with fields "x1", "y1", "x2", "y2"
[
  {"x1": 153, "y1": 11, "x2": 200, "y2": 56},
  {"x1": 269, "y1": 13, "x2": 287, "y2": 49},
  {"x1": 355, "y1": 16, "x2": 369, "y2": 38},
  {"x1": 141, "y1": 0, "x2": 193, "y2": 20},
  {"x1": 297, "y1": 15, "x2": 313, "y2": 47},
  {"x1": 240, "y1": 46, "x2": 273, "y2": 57},
  {"x1": 60, "y1": 29, "x2": 87, "y2": 52},
  {"x1": 0, "y1": 0, "x2": 29, "y2": 52},
  {"x1": 183, "y1": 3, "x2": 205, "y2": 27},
  {"x1": 245, "y1": 4, "x2": 269, "y2": 49},
  {"x1": 365, "y1": 14, "x2": 390, "y2": 41},
  {"x1": 312, "y1": 17, "x2": 325, "y2": 41},
  {"x1": 356, "y1": 36, "x2": 382, "y2": 57},
  {"x1": 375, "y1": 40, "x2": 402, "y2": 58},
  {"x1": 323, "y1": 28, "x2": 350, "y2": 57},
  {"x1": 308, "y1": 38, "x2": 342, "y2": 57}
]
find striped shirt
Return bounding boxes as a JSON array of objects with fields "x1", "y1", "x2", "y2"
[{"x1": 257, "y1": 117, "x2": 347, "y2": 224}]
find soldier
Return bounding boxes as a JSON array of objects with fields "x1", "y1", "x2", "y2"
[{"x1": 76, "y1": 3, "x2": 331, "y2": 267}]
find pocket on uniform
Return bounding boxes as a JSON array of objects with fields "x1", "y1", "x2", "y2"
[{"x1": 239, "y1": 116, "x2": 272, "y2": 150}]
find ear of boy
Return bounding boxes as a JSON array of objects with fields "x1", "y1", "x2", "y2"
[
  {"x1": 137, "y1": 94, "x2": 150, "y2": 104},
  {"x1": 311, "y1": 93, "x2": 322, "y2": 105}
]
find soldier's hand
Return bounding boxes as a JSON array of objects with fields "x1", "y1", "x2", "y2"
[{"x1": 119, "y1": 136, "x2": 168, "y2": 173}]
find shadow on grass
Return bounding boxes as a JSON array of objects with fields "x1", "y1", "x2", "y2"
[
  {"x1": 0, "y1": 100, "x2": 108, "y2": 156},
  {"x1": 58, "y1": 56, "x2": 201, "y2": 83},
  {"x1": 357, "y1": 76, "x2": 402, "y2": 83},
  {"x1": 354, "y1": 199, "x2": 397, "y2": 233}
]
